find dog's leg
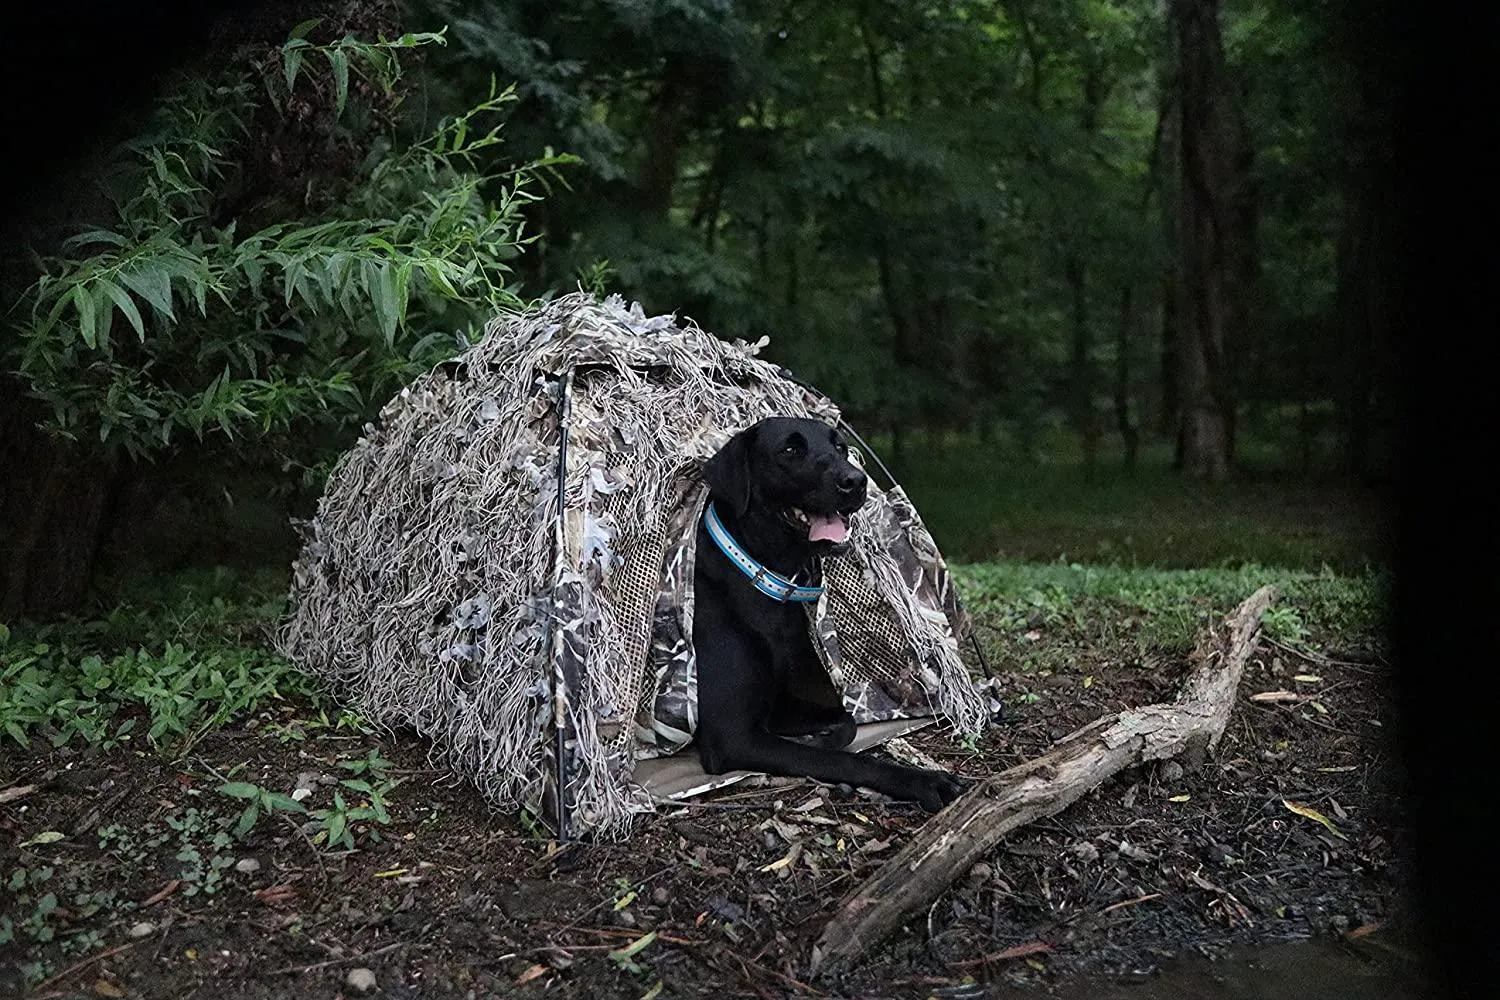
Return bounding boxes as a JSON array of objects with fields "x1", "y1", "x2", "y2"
[
  {"x1": 702, "y1": 725, "x2": 964, "y2": 812},
  {"x1": 766, "y1": 694, "x2": 856, "y2": 750}
]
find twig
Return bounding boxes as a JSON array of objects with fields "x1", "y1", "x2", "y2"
[
  {"x1": 950, "y1": 939, "x2": 1053, "y2": 967},
  {"x1": 1251, "y1": 703, "x2": 1359, "y2": 737},
  {"x1": 71, "y1": 787, "x2": 132, "y2": 836},
  {"x1": 268, "y1": 940, "x2": 406, "y2": 976},
  {"x1": 550, "y1": 866, "x2": 676, "y2": 925},
  {"x1": 727, "y1": 948, "x2": 827, "y2": 998},
  {"x1": 1099, "y1": 892, "x2": 1163, "y2": 914},
  {"x1": 530, "y1": 923, "x2": 700, "y2": 947},
  {"x1": 1262, "y1": 635, "x2": 1384, "y2": 675},
  {"x1": 30, "y1": 941, "x2": 138, "y2": 997},
  {"x1": 729, "y1": 953, "x2": 780, "y2": 1000}
]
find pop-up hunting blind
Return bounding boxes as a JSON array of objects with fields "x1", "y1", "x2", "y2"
[{"x1": 280, "y1": 293, "x2": 993, "y2": 840}]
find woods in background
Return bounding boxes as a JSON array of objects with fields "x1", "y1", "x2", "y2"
[
  {"x1": 415, "y1": 0, "x2": 1393, "y2": 479},
  {"x1": 0, "y1": 0, "x2": 1396, "y2": 614}
]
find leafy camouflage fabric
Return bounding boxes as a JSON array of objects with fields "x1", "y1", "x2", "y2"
[{"x1": 280, "y1": 292, "x2": 988, "y2": 840}]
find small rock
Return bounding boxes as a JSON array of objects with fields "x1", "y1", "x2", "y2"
[
  {"x1": 613, "y1": 909, "x2": 637, "y2": 927},
  {"x1": 235, "y1": 858, "x2": 261, "y2": 874},
  {"x1": 650, "y1": 887, "x2": 670, "y2": 906},
  {"x1": 127, "y1": 921, "x2": 156, "y2": 939},
  {"x1": 1160, "y1": 760, "x2": 1184, "y2": 782},
  {"x1": 966, "y1": 862, "x2": 993, "y2": 883},
  {"x1": 1069, "y1": 841, "x2": 1100, "y2": 864},
  {"x1": 346, "y1": 967, "x2": 377, "y2": 994},
  {"x1": 1329, "y1": 914, "x2": 1351, "y2": 933}
]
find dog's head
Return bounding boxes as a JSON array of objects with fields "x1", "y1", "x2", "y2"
[{"x1": 703, "y1": 417, "x2": 869, "y2": 555}]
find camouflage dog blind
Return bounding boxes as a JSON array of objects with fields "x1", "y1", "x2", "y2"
[{"x1": 280, "y1": 292, "x2": 990, "y2": 840}]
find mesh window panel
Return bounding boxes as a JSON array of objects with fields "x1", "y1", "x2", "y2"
[
  {"x1": 822, "y1": 556, "x2": 919, "y2": 684},
  {"x1": 598, "y1": 458, "x2": 671, "y2": 756}
]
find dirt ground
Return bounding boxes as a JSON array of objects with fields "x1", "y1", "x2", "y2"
[{"x1": 1, "y1": 634, "x2": 1420, "y2": 999}]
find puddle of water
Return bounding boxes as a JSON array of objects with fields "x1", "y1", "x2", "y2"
[{"x1": 988, "y1": 933, "x2": 1431, "y2": 1000}]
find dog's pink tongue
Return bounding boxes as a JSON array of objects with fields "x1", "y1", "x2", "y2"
[{"x1": 807, "y1": 513, "x2": 848, "y2": 543}]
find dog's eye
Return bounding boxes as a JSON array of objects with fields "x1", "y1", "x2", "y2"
[{"x1": 780, "y1": 433, "x2": 806, "y2": 456}]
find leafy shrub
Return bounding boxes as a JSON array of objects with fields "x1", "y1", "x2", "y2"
[
  {"x1": 7, "y1": 22, "x2": 568, "y2": 473},
  {"x1": 0, "y1": 571, "x2": 318, "y2": 752}
]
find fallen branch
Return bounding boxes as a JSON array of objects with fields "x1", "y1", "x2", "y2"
[{"x1": 809, "y1": 585, "x2": 1275, "y2": 978}]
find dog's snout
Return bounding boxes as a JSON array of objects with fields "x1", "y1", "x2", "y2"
[{"x1": 836, "y1": 469, "x2": 867, "y2": 495}]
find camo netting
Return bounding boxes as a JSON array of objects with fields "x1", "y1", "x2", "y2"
[{"x1": 279, "y1": 292, "x2": 989, "y2": 839}]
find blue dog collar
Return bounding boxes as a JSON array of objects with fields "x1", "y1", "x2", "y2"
[{"x1": 703, "y1": 502, "x2": 825, "y2": 603}]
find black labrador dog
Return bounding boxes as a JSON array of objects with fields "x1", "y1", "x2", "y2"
[{"x1": 692, "y1": 416, "x2": 966, "y2": 812}]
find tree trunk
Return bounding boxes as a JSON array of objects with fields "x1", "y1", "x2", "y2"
[
  {"x1": 0, "y1": 384, "x2": 123, "y2": 617},
  {"x1": 1064, "y1": 254, "x2": 1099, "y2": 471},
  {"x1": 810, "y1": 586, "x2": 1277, "y2": 977},
  {"x1": 638, "y1": 64, "x2": 688, "y2": 219},
  {"x1": 1334, "y1": 101, "x2": 1389, "y2": 481},
  {"x1": 1169, "y1": 0, "x2": 1243, "y2": 481},
  {"x1": 1114, "y1": 284, "x2": 1140, "y2": 472},
  {"x1": 1159, "y1": 273, "x2": 1179, "y2": 444}
]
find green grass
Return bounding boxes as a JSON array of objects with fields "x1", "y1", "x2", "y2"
[
  {"x1": 951, "y1": 560, "x2": 1388, "y2": 676},
  {"x1": 887, "y1": 437, "x2": 1388, "y2": 572}
]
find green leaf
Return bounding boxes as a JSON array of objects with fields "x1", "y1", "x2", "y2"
[
  {"x1": 73, "y1": 284, "x2": 98, "y2": 348},
  {"x1": 326, "y1": 811, "x2": 347, "y2": 847},
  {"x1": 393, "y1": 261, "x2": 411, "y2": 321},
  {"x1": 32, "y1": 282, "x2": 75, "y2": 339},
  {"x1": 233, "y1": 804, "x2": 259, "y2": 838},
  {"x1": 265, "y1": 794, "x2": 308, "y2": 813},
  {"x1": 365, "y1": 261, "x2": 399, "y2": 346},
  {"x1": 118, "y1": 262, "x2": 176, "y2": 321},
  {"x1": 326, "y1": 49, "x2": 350, "y2": 116},
  {"x1": 288, "y1": 18, "x2": 321, "y2": 40},
  {"x1": 217, "y1": 781, "x2": 262, "y2": 800},
  {"x1": 608, "y1": 930, "x2": 657, "y2": 964},
  {"x1": 96, "y1": 279, "x2": 146, "y2": 341},
  {"x1": 20, "y1": 830, "x2": 65, "y2": 848},
  {"x1": 284, "y1": 48, "x2": 305, "y2": 94},
  {"x1": 62, "y1": 229, "x2": 128, "y2": 250}
]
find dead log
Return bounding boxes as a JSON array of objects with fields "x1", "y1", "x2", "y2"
[{"x1": 810, "y1": 585, "x2": 1276, "y2": 978}]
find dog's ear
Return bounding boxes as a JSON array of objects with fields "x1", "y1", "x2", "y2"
[{"x1": 703, "y1": 425, "x2": 756, "y2": 517}]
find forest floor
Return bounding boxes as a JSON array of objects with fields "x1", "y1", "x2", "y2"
[{"x1": 0, "y1": 563, "x2": 1424, "y2": 999}]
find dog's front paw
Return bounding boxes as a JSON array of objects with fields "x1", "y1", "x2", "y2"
[
  {"x1": 905, "y1": 768, "x2": 968, "y2": 813},
  {"x1": 811, "y1": 716, "x2": 857, "y2": 750}
]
